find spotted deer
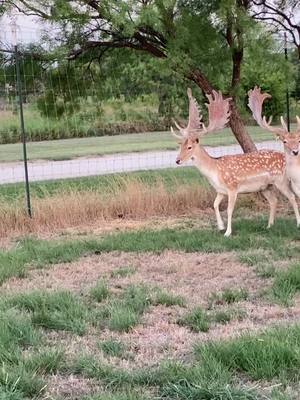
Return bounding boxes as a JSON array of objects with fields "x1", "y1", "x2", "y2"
[
  {"x1": 248, "y1": 86, "x2": 300, "y2": 199},
  {"x1": 173, "y1": 88, "x2": 300, "y2": 237}
]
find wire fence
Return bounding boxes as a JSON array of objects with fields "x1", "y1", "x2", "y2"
[{"x1": 0, "y1": 20, "x2": 285, "y2": 217}]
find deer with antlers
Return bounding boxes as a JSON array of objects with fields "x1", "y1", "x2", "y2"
[
  {"x1": 248, "y1": 86, "x2": 300, "y2": 199},
  {"x1": 173, "y1": 88, "x2": 300, "y2": 237}
]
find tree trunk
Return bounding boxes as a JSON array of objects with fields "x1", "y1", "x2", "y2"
[
  {"x1": 229, "y1": 102, "x2": 257, "y2": 152},
  {"x1": 190, "y1": 69, "x2": 257, "y2": 153}
]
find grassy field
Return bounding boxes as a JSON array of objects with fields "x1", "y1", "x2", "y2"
[
  {"x1": 0, "y1": 126, "x2": 280, "y2": 163},
  {"x1": 1, "y1": 167, "x2": 300, "y2": 398},
  {"x1": 1, "y1": 216, "x2": 300, "y2": 399}
]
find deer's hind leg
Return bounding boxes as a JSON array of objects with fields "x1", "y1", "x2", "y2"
[
  {"x1": 261, "y1": 188, "x2": 278, "y2": 228},
  {"x1": 214, "y1": 193, "x2": 225, "y2": 231}
]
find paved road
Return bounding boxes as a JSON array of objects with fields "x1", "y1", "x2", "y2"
[{"x1": 0, "y1": 140, "x2": 283, "y2": 184}]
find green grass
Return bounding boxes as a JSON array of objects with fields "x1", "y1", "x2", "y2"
[
  {"x1": 178, "y1": 307, "x2": 211, "y2": 332},
  {"x1": 99, "y1": 339, "x2": 127, "y2": 358},
  {"x1": 213, "y1": 310, "x2": 232, "y2": 324},
  {"x1": 105, "y1": 285, "x2": 151, "y2": 332},
  {"x1": 0, "y1": 166, "x2": 206, "y2": 201},
  {"x1": 0, "y1": 217, "x2": 300, "y2": 286},
  {"x1": 89, "y1": 280, "x2": 110, "y2": 302},
  {"x1": 83, "y1": 393, "x2": 151, "y2": 400},
  {"x1": 0, "y1": 309, "x2": 46, "y2": 398},
  {"x1": 6, "y1": 290, "x2": 90, "y2": 335},
  {"x1": 93, "y1": 285, "x2": 151, "y2": 332},
  {"x1": 72, "y1": 352, "x2": 259, "y2": 399},
  {"x1": 209, "y1": 288, "x2": 248, "y2": 307},
  {"x1": 0, "y1": 125, "x2": 279, "y2": 163},
  {"x1": 195, "y1": 324, "x2": 300, "y2": 382},
  {"x1": 111, "y1": 266, "x2": 137, "y2": 278},
  {"x1": 0, "y1": 310, "x2": 39, "y2": 364},
  {"x1": 96, "y1": 218, "x2": 300, "y2": 256},
  {"x1": 151, "y1": 288, "x2": 186, "y2": 307},
  {"x1": 107, "y1": 307, "x2": 140, "y2": 332},
  {"x1": 0, "y1": 236, "x2": 100, "y2": 285},
  {"x1": 95, "y1": 285, "x2": 186, "y2": 332},
  {"x1": 178, "y1": 306, "x2": 238, "y2": 332},
  {"x1": 23, "y1": 348, "x2": 65, "y2": 374},
  {"x1": 272, "y1": 264, "x2": 300, "y2": 306}
]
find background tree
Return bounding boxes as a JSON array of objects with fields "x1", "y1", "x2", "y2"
[
  {"x1": 7, "y1": 0, "x2": 262, "y2": 152},
  {"x1": 249, "y1": 0, "x2": 300, "y2": 59},
  {"x1": 5, "y1": 0, "x2": 297, "y2": 150}
]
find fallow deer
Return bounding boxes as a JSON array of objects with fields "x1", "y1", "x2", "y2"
[
  {"x1": 248, "y1": 86, "x2": 300, "y2": 199},
  {"x1": 173, "y1": 88, "x2": 300, "y2": 236}
]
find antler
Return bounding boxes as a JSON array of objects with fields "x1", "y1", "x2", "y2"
[
  {"x1": 170, "y1": 88, "x2": 231, "y2": 139},
  {"x1": 248, "y1": 86, "x2": 288, "y2": 137},
  {"x1": 296, "y1": 116, "x2": 300, "y2": 133},
  {"x1": 201, "y1": 90, "x2": 231, "y2": 134},
  {"x1": 187, "y1": 88, "x2": 203, "y2": 131}
]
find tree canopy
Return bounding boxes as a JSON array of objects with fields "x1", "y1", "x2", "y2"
[{"x1": 3, "y1": 0, "x2": 300, "y2": 151}]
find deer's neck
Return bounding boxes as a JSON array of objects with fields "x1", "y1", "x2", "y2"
[
  {"x1": 285, "y1": 152, "x2": 300, "y2": 180},
  {"x1": 192, "y1": 145, "x2": 217, "y2": 176}
]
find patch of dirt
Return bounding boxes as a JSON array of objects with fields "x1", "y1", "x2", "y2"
[
  {"x1": 2, "y1": 251, "x2": 260, "y2": 302},
  {"x1": 45, "y1": 374, "x2": 101, "y2": 399}
]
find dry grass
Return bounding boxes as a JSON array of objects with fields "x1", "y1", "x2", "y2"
[{"x1": 0, "y1": 180, "x2": 216, "y2": 239}]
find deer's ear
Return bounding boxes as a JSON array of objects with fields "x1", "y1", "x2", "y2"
[{"x1": 276, "y1": 132, "x2": 285, "y2": 141}]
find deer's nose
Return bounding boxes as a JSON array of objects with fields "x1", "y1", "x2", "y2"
[
  {"x1": 293, "y1": 150, "x2": 299, "y2": 156},
  {"x1": 176, "y1": 159, "x2": 181, "y2": 165}
]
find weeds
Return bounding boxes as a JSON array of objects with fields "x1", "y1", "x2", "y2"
[
  {"x1": 95, "y1": 285, "x2": 151, "y2": 332},
  {"x1": 23, "y1": 348, "x2": 65, "y2": 374},
  {"x1": 151, "y1": 289, "x2": 186, "y2": 307},
  {"x1": 195, "y1": 324, "x2": 300, "y2": 381},
  {"x1": 6, "y1": 290, "x2": 89, "y2": 335},
  {"x1": 90, "y1": 280, "x2": 110, "y2": 302},
  {"x1": 111, "y1": 266, "x2": 137, "y2": 278},
  {"x1": 178, "y1": 307, "x2": 211, "y2": 332},
  {"x1": 99, "y1": 339, "x2": 127, "y2": 358},
  {"x1": 209, "y1": 288, "x2": 248, "y2": 307},
  {"x1": 178, "y1": 306, "x2": 244, "y2": 332},
  {"x1": 272, "y1": 264, "x2": 300, "y2": 306}
]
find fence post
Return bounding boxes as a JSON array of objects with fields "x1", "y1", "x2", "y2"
[
  {"x1": 284, "y1": 32, "x2": 290, "y2": 132},
  {"x1": 12, "y1": 19, "x2": 32, "y2": 218}
]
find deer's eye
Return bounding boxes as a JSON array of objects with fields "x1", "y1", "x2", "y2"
[
  {"x1": 283, "y1": 140, "x2": 287, "y2": 144},
  {"x1": 187, "y1": 146, "x2": 192, "y2": 150}
]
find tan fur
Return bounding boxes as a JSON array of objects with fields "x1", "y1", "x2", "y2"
[{"x1": 174, "y1": 88, "x2": 300, "y2": 237}]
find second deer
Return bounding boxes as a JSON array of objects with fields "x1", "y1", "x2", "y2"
[
  {"x1": 173, "y1": 88, "x2": 300, "y2": 237},
  {"x1": 248, "y1": 86, "x2": 300, "y2": 199}
]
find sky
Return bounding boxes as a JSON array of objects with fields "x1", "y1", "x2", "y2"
[
  {"x1": 0, "y1": 12, "x2": 42, "y2": 46},
  {"x1": 0, "y1": 5, "x2": 299, "y2": 48}
]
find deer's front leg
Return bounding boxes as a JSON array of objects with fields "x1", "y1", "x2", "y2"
[
  {"x1": 214, "y1": 193, "x2": 225, "y2": 231},
  {"x1": 291, "y1": 181, "x2": 300, "y2": 199},
  {"x1": 276, "y1": 181, "x2": 300, "y2": 227},
  {"x1": 224, "y1": 191, "x2": 237, "y2": 237}
]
